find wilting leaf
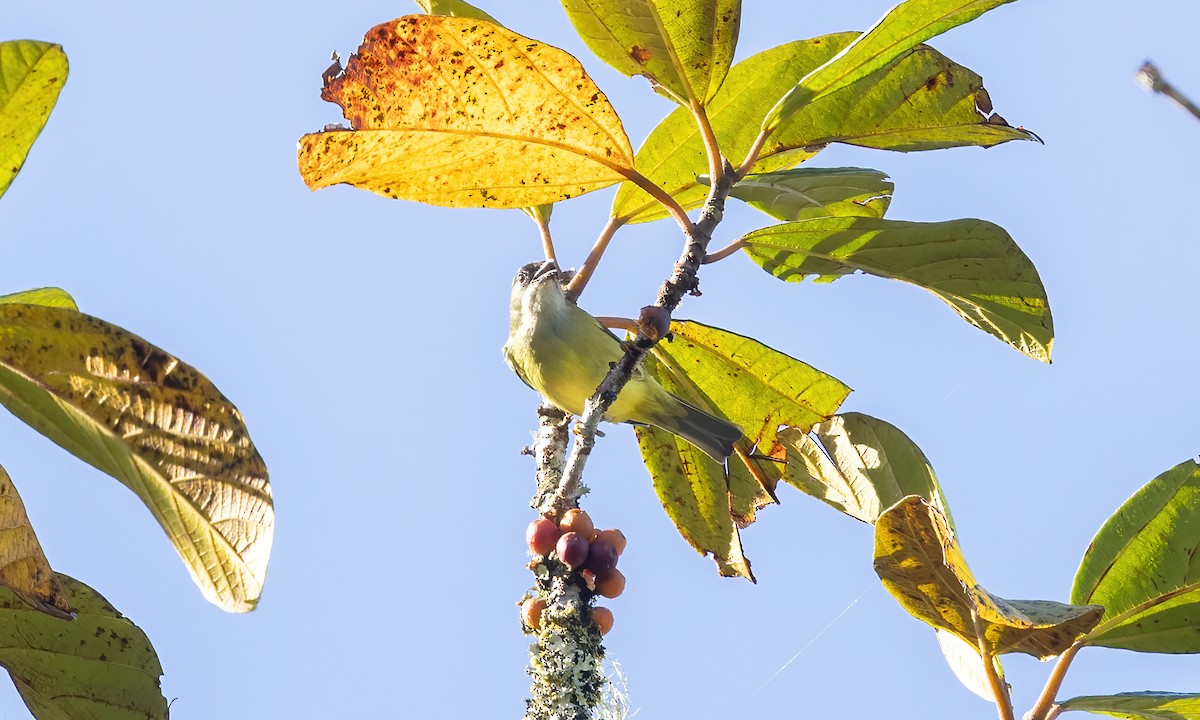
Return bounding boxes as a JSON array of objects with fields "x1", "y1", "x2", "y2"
[
  {"x1": 722, "y1": 167, "x2": 893, "y2": 221},
  {"x1": 1, "y1": 41, "x2": 68, "y2": 199},
  {"x1": 763, "y1": 0, "x2": 1018, "y2": 131},
  {"x1": 0, "y1": 287, "x2": 76, "y2": 311},
  {"x1": 612, "y1": 34, "x2": 1034, "y2": 223},
  {"x1": 0, "y1": 574, "x2": 167, "y2": 720},
  {"x1": 0, "y1": 464, "x2": 69, "y2": 618},
  {"x1": 299, "y1": 15, "x2": 633, "y2": 208},
  {"x1": 0, "y1": 304, "x2": 272, "y2": 612},
  {"x1": 936, "y1": 628, "x2": 1003, "y2": 702},
  {"x1": 1058, "y1": 692, "x2": 1200, "y2": 719},
  {"x1": 1072, "y1": 459, "x2": 1200, "y2": 653},
  {"x1": 875, "y1": 496, "x2": 1103, "y2": 659},
  {"x1": 635, "y1": 423, "x2": 752, "y2": 580},
  {"x1": 414, "y1": 0, "x2": 500, "y2": 23},
  {"x1": 561, "y1": 0, "x2": 740, "y2": 105},
  {"x1": 635, "y1": 321, "x2": 848, "y2": 576},
  {"x1": 780, "y1": 412, "x2": 952, "y2": 526},
  {"x1": 741, "y1": 217, "x2": 1052, "y2": 362}
]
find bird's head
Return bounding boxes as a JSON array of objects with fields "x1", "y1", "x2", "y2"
[{"x1": 509, "y1": 259, "x2": 566, "y2": 330}]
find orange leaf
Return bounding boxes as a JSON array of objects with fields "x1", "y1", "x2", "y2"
[{"x1": 298, "y1": 15, "x2": 634, "y2": 208}]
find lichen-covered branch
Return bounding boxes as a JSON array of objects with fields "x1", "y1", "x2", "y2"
[
  {"x1": 529, "y1": 402, "x2": 571, "y2": 511},
  {"x1": 525, "y1": 402, "x2": 605, "y2": 720},
  {"x1": 524, "y1": 556, "x2": 605, "y2": 720}
]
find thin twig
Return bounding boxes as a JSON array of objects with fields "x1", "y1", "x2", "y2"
[
  {"x1": 1025, "y1": 642, "x2": 1083, "y2": 720},
  {"x1": 565, "y1": 216, "x2": 623, "y2": 301},
  {"x1": 1137, "y1": 61, "x2": 1200, "y2": 122}
]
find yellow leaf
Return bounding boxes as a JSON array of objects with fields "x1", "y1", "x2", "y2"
[
  {"x1": 0, "y1": 464, "x2": 69, "y2": 619},
  {"x1": 0, "y1": 305, "x2": 272, "y2": 612},
  {"x1": 298, "y1": 15, "x2": 634, "y2": 208},
  {"x1": 874, "y1": 496, "x2": 1102, "y2": 659}
]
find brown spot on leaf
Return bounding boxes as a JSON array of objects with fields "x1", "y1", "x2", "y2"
[{"x1": 630, "y1": 46, "x2": 652, "y2": 65}]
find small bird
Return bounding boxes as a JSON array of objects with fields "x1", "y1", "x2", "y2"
[{"x1": 503, "y1": 259, "x2": 742, "y2": 462}]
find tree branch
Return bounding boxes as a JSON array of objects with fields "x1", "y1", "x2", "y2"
[
  {"x1": 1137, "y1": 61, "x2": 1200, "y2": 122},
  {"x1": 524, "y1": 402, "x2": 605, "y2": 720},
  {"x1": 544, "y1": 160, "x2": 737, "y2": 518}
]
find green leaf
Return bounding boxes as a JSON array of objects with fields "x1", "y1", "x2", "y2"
[
  {"x1": 1059, "y1": 692, "x2": 1200, "y2": 719},
  {"x1": 1, "y1": 573, "x2": 167, "y2": 720},
  {"x1": 763, "y1": 0, "x2": 1018, "y2": 132},
  {"x1": 560, "y1": 0, "x2": 740, "y2": 105},
  {"x1": 875, "y1": 496, "x2": 1104, "y2": 659},
  {"x1": 1071, "y1": 459, "x2": 1200, "y2": 653},
  {"x1": 0, "y1": 287, "x2": 77, "y2": 311},
  {"x1": 635, "y1": 424, "x2": 753, "y2": 580},
  {"x1": 780, "y1": 412, "x2": 952, "y2": 526},
  {"x1": 414, "y1": 0, "x2": 500, "y2": 23},
  {"x1": 1, "y1": 41, "x2": 68, "y2": 199},
  {"x1": 612, "y1": 34, "x2": 1034, "y2": 224},
  {"x1": 0, "y1": 304, "x2": 273, "y2": 613},
  {"x1": 741, "y1": 216, "x2": 1052, "y2": 362},
  {"x1": 0, "y1": 463, "x2": 70, "y2": 619},
  {"x1": 636, "y1": 320, "x2": 850, "y2": 578},
  {"x1": 723, "y1": 167, "x2": 893, "y2": 221},
  {"x1": 650, "y1": 320, "x2": 850, "y2": 498}
]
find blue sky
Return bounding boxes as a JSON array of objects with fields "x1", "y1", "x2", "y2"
[{"x1": 4, "y1": 1, "x2": 1200, "y2": 718}]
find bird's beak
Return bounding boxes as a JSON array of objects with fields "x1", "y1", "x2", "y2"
[{"x1": 533, "y1": 259, "x2": 559, "y2": 281}]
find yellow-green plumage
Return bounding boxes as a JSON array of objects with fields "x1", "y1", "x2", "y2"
[{"x1": 503, "y1": 260, "x2": 742, "y2": 462}]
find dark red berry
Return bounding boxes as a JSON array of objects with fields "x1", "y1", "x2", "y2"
[
  {"x1": 556, "y1": 532, "x2": 590, "y2": 568},
  {"x1": 584, "y1": 538, "x2": 618, "y2": 575}
]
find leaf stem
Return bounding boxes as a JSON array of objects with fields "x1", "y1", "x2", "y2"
[
  {"x1": 564, "y1": 216, "x2": 623, "y2": 301},
  {"x1": 618, "y1": 167, "x2": 695, "y2": 234},
  {"x1": 702, "y1": 238, "x2": 746, "y2": 264},
  {"x1": 1025, "y1": 642, "x2": 1082, "y2": 720},
  {"x1": 973, "y1": 613, "x2": 1014, "y2": 720},
  {"x1": 735, "y1": 127, "x2": 772, "y2": 180},
  {"x1": 692, "y1": 99, "x2": 724, "y2": 185},
  {"x1": 595, "y1": 316, "x2": 637, "y2": 333},
  {"x1": 530, "y1": 208, "x2": 556, "y2": 264}
]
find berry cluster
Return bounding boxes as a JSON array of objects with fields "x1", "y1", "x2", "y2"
[{"x1": 523, "y1": 508, "x2": 626, "y2": 636}]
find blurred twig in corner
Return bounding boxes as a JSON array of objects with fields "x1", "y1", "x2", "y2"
[{"x1": 1137, "y1": 61, "x2": 1200, "y2": 122}]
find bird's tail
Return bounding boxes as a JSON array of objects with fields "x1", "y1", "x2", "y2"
[{"x1": 650, "y1": 399, "x2": 743, "y2": 463}]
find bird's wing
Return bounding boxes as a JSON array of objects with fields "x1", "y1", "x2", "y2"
[{"x1": 502, "y1": 343, "x2": 535, "y2": 391}]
